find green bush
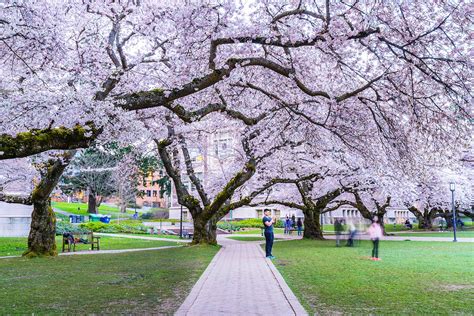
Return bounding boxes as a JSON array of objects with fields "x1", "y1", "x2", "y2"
[
  {"x1": 56, "y1": 221, "x2": 90, "y2": 235},
  {"x1": 140, "y1": 212, "x2": 154, "y2": 220},
  {"x1": 217, "y1": 218, "x2": 284, "y2": 229},
  {"x1": 79, "y1": 221, "x2": 149, "y2": 234},
  {"x1": 217, "y1": 222, "x2": 241, "y2": 232}
]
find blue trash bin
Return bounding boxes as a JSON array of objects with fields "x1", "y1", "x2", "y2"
[
  {"x1": 99, "y1": 215, "x2": 111, "y2": 224},
  {"x1": 69, "y1": 215, "x2": 74, "y2": 223},
  {"x1": 79, "y1": 215, "x2": 84, "y2": 223}
]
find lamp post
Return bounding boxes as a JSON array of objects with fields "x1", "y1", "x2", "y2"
[
  {"x1": 179, "y1": 205, "x2": 183, "y2": 239},
  {"x1": 229, "y1": 209, "x2": 233, "y2": 234},
  {"x1": 450, "y1": 182, "x2": 457, "y2": 242}
]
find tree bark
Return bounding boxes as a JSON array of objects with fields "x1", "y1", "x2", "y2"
[
  {"x1": 191, "y1": 212, "x2": 218, "y2": 245},
  {"x1": 24, "y1": 200, "x2": 57, "y2": 258},
  {"x1": 87, "y1": 190, "x2": 98, "y2": 214},
  {"x1": 23, "y1": 152, "x2": 74, "y2": 258},
  {"x1": 302, "y1": 208, "x2": 324, "y2": 239}
]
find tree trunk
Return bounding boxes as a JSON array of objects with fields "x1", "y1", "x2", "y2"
[
  {"x1": 418, "y1": 212, "x2": 434, "y2": 229},
  {"x1": 303, "y1": 209, "x2": 324, "y2": 239},
  {"x1": 191, "y1": 213, "x2": 218, "y2": 245},
  {"x1": 96, "y1": 195, "x2": 103, "y2": 208},
  {"x1": 88, "y1": 190, "x2": 98, "y2": 214},
  {"x1": 23, "y1": 200, "x2": 57, "y2": 258},
  {"x1": 120, "y1": 202, "x2": 127, "y2": 213},
  {"x1": 23, "y1": 152, "x2": 74, "y2": 258}
]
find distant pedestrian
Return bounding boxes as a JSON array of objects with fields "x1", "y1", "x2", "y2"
[
  {"x1": 346, "y1": 220, "x2": 357, "y2": 247},
  {"x1": 334, "y1": 219, "x2": 343, "y2": 247},
  {"x1": 285, "y1": 215, "x2": 291, "y2": 235},
  {"x1": 296, "y1": 218, "x2": 303, "y2": 236},
  {"x1": 263, "y1": 209, "x2": 275, "y2": 259},
  {"x1": 368, "y1": 216, "x2": 383, "y2": 261}
]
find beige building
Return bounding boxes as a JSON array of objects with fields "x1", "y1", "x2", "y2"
[{"x1": 136, "y1": 171, "x2": 168, "y2": 209}]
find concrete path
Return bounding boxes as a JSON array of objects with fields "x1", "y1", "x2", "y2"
[
  {"x1": 322, "y1": 234, "x2": 474, "y2": 243},
  {"x1": 176, "y1": 236, "x2": 307, "y2": 316},
  {"x1": 235, "y1": 233, "x2": 474, "y2": 243},
  {"x1": 0, "y1": 244, "x2": 182, "y2": 260},
  {"x1": 95, "y1": 233, "x2": 192, "y2": 243}
]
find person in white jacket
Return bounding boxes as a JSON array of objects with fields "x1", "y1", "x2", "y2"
[{"x1": 367, "y1": 216, "x2": 383, "y2": 261}]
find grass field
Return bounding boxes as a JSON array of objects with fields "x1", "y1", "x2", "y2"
[
  {"x1": 271, "y1": 239, "x2": 474, "y2": 315},
  {"x1": 52, "y1": 201, "x2": 134, "y2": 216},
  {"x1": 0, "y1": 245, "x2": 219, "y2": 314},
  {"x1": 0, "y1": 236, "x2": 181, "y2": 257}
]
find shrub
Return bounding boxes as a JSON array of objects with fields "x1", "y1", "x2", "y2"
[
  {"x1": 140, "y1": 212, "x2": 154, "y2": 220},
  {"x1": 79, "y1": 221, "x2": 149, "y2": 234},
  {"x1": 217, "y1": 218, "x2": 284, "y2": 229},
  {"x1": 217, "y1": 222, "x2": 241, "y2": 232},
  {"x1": 56, "y1": 221, "x2": 90, "y2": 235}
]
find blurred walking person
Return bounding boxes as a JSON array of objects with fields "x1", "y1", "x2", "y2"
[
  {"x1": 368, "y1": 216, "x2": 383, "y2": 261},
  {"x1": 334, "y1": 219, "x2": 343, "y2": 247},
  {"x1": 296, "y1": 218, "x2": 303, "y2": 236}
]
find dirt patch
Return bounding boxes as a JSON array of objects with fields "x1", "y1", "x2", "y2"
[{"x1": 440, "y1": 284, "x2": 474, "y2": 291}]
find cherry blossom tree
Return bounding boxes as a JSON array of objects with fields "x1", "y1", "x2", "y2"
[{"x1": 0, "y1": 1, "x2": 471, "y2": 251}]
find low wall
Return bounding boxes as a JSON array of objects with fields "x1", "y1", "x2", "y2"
[
  {"x1": 0, "y1": 216, "x2": 31, "y2": 237},
  {"x1": 0, "y1": 202, "x2": 32, "y2": 237}
]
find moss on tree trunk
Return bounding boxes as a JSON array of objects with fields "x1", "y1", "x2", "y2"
[
  {"x1": 23, "y1": 201, "x2": 57, "y2": 258},
  {"x1": 303, "y1": 209, "x2": 324, "y2": 240},
  {"x1": 22, "y1": 151, "x2": 74, "y2": 258},
  {"x1": 191, "y1": 214, "x2": 218, "y2": 245}
]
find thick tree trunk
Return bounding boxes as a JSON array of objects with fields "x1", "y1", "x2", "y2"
[
  {"x1": 23, "y1": 151, "x2": 73, "y2": 258},
  {"x1": 418, "y1": 213, "x2": 434, "y2": 229},
  {"x1": 87, "y1": 190, "x2": 98, "y2": 214},
  {"x1": 23, "y1": 200, "x2": 57, "y2": 258},
  {"x1": 191, "y1": 213, "x2": 217, "y2": 245},
  {"x1": 303, "y1": 209, "x2": 324, "y2": 239}
]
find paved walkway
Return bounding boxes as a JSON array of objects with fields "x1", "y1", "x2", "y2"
[
  {"x1": 236, "y1": 233, "x2": 474, "y2": 243},
  {"x1": 176, "y1": 236, "x2": 307, "y2": 316},
  {"x1": 0, "y1": 244, "x2": 182, "y2": 260},
  {"x1": 95, "y1": 233, "x2": 191, "y2": 243}
]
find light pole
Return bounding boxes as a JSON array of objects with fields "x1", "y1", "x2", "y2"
[
  {"x1": 179, "y1": 205, "x2": 183, "y2": 239},
  {"x1": 229, "y1": 209, "x2": 233, "y2": 234},
  {"x1": 450, "y1": 182, "x2": 457, "y2": 242}
]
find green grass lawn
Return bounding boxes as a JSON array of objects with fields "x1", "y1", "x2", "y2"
[
  {"x1": 52, "y1": 201, "x2": 134, "y2": 216},
  {"x1": 0, "y1": 245, "x2": 219, "y2": 314},
  {"x1": 271, "y1": 239, "x2": 474, "y2": 315},
  {"x1": 0, "y1": 236, "x2": 181, "y2": 257}
]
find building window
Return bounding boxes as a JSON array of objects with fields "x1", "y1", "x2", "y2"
[
  {"x1": 152, "y1": 201, "x2": 159, "y2": 208},
  {"x1": 152, "y1": 190, "x2": 157, "y2": 197},
  {"x1": 273, "y1": 210, "x2": 280, "y2": 218},
  {"x1": 256, "y1": 209, "x2": 263, "y2": 218},
  {"x1": 183, "y1": 211, "x2": 188, "y2": 220},
  {"x1": 146, "y1": 190, "x2": 151, "y2": 197}
]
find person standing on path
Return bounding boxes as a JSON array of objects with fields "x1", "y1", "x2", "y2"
[
  {"x1": 263, "y1": 209, "x2": 275, "y2": 259},
  {"x1": 296, "y1": 218, "x2": 303, "y2": 236},
  {"x1": 368, "y1": 216, "x2": 383, "y2": 261}
]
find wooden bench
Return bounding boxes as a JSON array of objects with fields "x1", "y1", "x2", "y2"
[
  {"x1": 182, "y1": 231, "x2": 193, "y2": 239},
  {"x1": 62, "y1": 232, "x2": 101, "y2": 252}
]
